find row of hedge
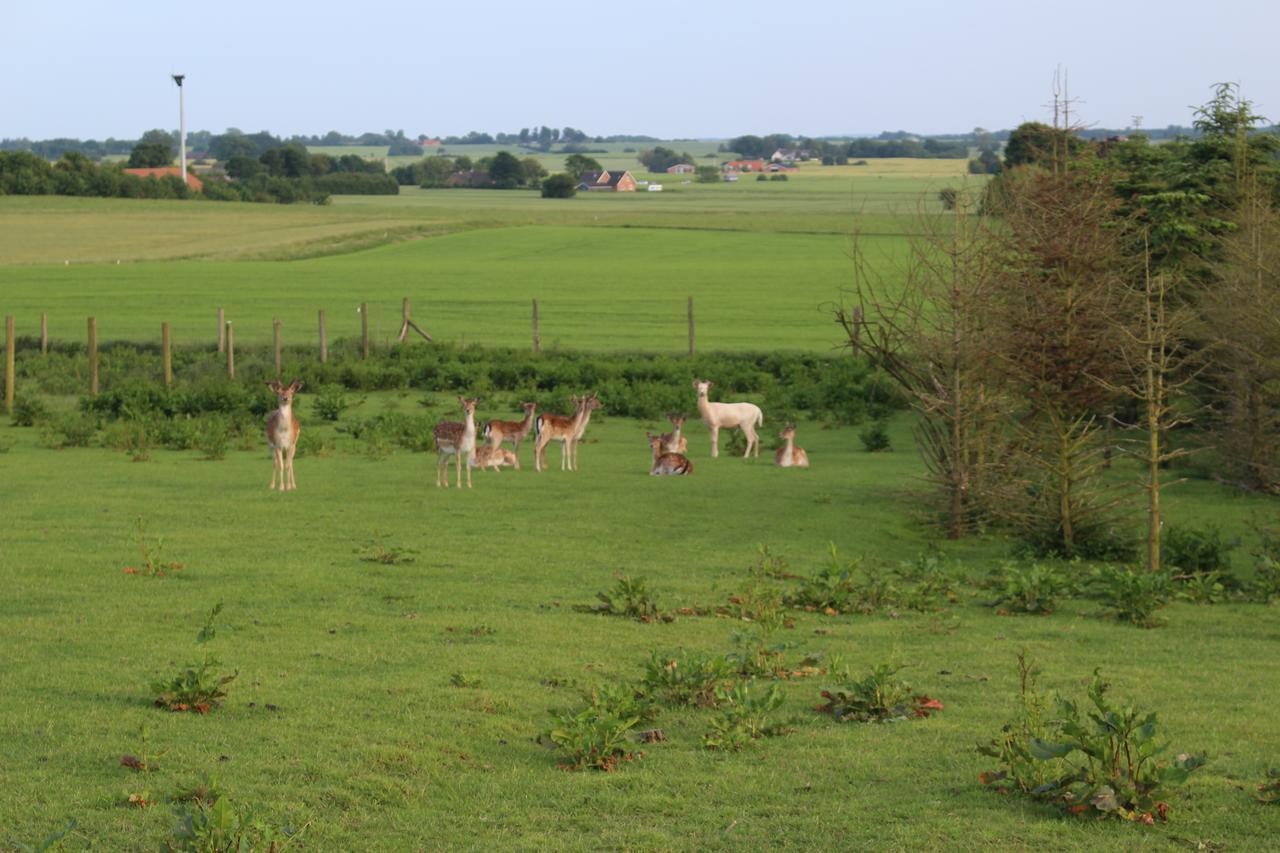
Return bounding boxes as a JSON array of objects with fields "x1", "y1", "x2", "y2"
[{"x1": 6, "y1": 340, "x2": 900, "y2": 425}]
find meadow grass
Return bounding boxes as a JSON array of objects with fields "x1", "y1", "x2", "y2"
[{"x1": 1, "y1": 406, "x2": 1278, "y2": 850}]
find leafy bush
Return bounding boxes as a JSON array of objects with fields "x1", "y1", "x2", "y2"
[
  {"x1": 124, "y1": 516, "x2": 183, "y2": 577},
  {"x1": 172, "y1": 794, "x2": 300, "y2": 851},
  {"x1": 10, "y1": 395, "x2": 49, "y2": 426},
  {"x1": 1013, "y1": 670, "x2": 1206, "y2": 822},
  {"x1": 978, "y1": 653, "x2": 1063, "y2": 794},
  {"x1": 818, "y1": 663, "x2": 943, "y2": 723},
  {"x1": 640, "y1": 650, "x2": 735, "y2": 708},
  {"x1": 195, "y1": 416, "x2": 230, "y2": 461},
  {"x1": 545, "y1": 706, "x2": 640, "y2": 771},
  {"x1": 1090, "y1": 565, "x2": 1171, "y2": 627},
  {"x1": 579, "y1": 574, "x2": 663, "y2": 622},
  {"x1": 1162, "y1": 524, "x2": 1236, "y2": 575},
  {"x1": 152, "y1": 604, "x2": 238, "y2": 713},
  {"x1": 989, "y1": 561, "x2": 1071, "y2": 614},
  {"x1": 40, "y1": 412, "x2": 97, "y2": 448},
  {"x1": 582, "y1": 681, "x2": 659, "y2": 724},
  {"x1": 703, "y1": 681, "x2": 788, "y2": 750},
  {"x1": 859, "y1": 419, "x2": 891, "y2": 452},
  {"x1": 312, "y1": 384, "x2": 351, "y2": 421},
  {"x1": 1249, "y1": 557, "x2": 1280, "y2": 604},
  {"x1": 785, "y1": 544, "x2": 952, "y2": 615}
]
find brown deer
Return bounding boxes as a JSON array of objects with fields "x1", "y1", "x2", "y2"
[
  {"x1": 534, "y1": 395, "x2": 588, "y2": 472},
  {"x1": 471, "y1": 445, "x2": 520, "y2": 472},
  {"x1": 483, "y1": 401, "x2": 536, "y2": 456},
  {"x1": 569, "y1": 392, "x2": 602, "y2": 470},
  {"x1": 658, "y1": 413, "x2": 688, "y2": 454},
  {"x1": 775, "y1": 425, "x2": 810, "y2": 468},
  {"x1": 265, "y1": 379, "x2": 303, "y2": 491},
  {"x1": 433, "y1": 397, "x2": 479, "y2": 488},
  {"x1": 646, "y1": 432, "x2": 693, "y2": 476}
]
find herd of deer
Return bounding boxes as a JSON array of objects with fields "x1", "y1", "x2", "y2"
[{"x1": 263, "y1": 378, "x2": 809, "y2": 491}]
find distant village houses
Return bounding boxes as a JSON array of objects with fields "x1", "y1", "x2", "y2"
[
  {"x1": 122, "y1": 166, "x2": 203, "y2": 191},
  {"x1": 665, "y1": 163, "x2": 696, "y2": 174},
  {"x1": 576, "y1": 170, "x2": 637, "y2": 192},
  {"x1": 722, "y1": 159, "x2": 767, "y2": 173},
  {"x1": 770, "y1": 148, "x2": 812, "y2": 163}
]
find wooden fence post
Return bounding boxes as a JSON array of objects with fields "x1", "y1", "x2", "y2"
[
  {"x1": 162, "y1": 322, "x2": 172, "y2": 388},
  {"x1": 532, "y1": 299, "x2": 540, "y2": 353},
  {"x1": 88, "y1": 317, "x2": 98, "y2": 396},
  {"x1": 217, "y1": 308, "x2": 225, "y2": 353},
  {"x1": 318, "y1": 310, "x2": 328, "y2": 363},
  {"x1": 225, "y1": 321, "x2": 235, "y2": 379},
  {"x1": 687, "y1": 296, "x2": 695, "y2": 356},
  {"x1": 361, "y1": 302, "x2": 369, "y2": 360},
  {"x1": 40, "y1": 312, "x2": 47, "y2": 355},
  {"x1": 4, "y1": 316, "x2": 14, "y2": 416},
  {"x1": 273, "y1": 318, "x2": 282, "y2": 380}
]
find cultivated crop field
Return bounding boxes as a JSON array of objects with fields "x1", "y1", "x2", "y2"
[{"x1": 2, "y1": 160, "x2": 1279, "y2": 850}]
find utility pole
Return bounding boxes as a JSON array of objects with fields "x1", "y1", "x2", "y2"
[{"x1": 172, "y1": 74, "x2": 186, "y2": 183}]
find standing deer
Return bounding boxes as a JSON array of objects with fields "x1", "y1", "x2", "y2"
[
  {"x1": 569, "y1": 392, "x2": 602, "y2": 470},
  {"x1": 694, "y1": 380, "x2": 763, "y2": 458},
  {"x1": 534, "y1": 396, "x2": 588, "y2": 472},
  {"x1": 657, "y1": 413, "x2": 688, "y2": 454},
  {"x1": 646, "y1": 432, "x2": 694, "y2": 476},
  {"x1": 433, "y1": 397, "x2": 479, "y2": 488},
  {"x1": 265, "y1": 379, "x2": 303, "y2": 491},
  {"x1": 775, "y1": 425, "x2": 810, "y2": 468},
  {"x1": 483, "y1": 401, "x2": 537, "y2": 456}
]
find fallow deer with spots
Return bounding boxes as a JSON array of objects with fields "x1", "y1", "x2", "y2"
[
  {"x1": 534, "y1": 395, "x2": 588, "y2": 472},
  {"x1": 433, "y1": 397, "x2": 479, "y2": 488},
  {"x1": 775, "y1": 425, "x2": 810, "y2": 468},
  {"x1": 483, "y1": 401, "x2": 536, "y2": 456},
  {"x1": 646, "y1": 432, "x2": 694, "y2": 476},
  {"x1": 265, "y1": 379, "x2": 303, "y2": 491}
]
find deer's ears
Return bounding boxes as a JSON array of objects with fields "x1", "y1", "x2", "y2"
[{"x1": 287, "y1": 379, "x2": 303, "y2": 393}]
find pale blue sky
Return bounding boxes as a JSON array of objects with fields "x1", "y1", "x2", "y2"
[{"x1": 3, "y1": 0, "x2": 1276, "y2": 139}]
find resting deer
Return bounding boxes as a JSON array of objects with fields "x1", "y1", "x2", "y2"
[
  {"x1": 483, "y1": 402, "x2": 536, "y2": 455},
  {"x1": 658, "y1": 413, "x2": 688, "y2": 454},
  {"x1": 775, "y1": 425, "x2": 810, "y2": 468},
  {"x1": 265, "y1": 379, "x2": 303, "y2": 491},
  {"x1": 471, "y1": 445, "x2": 520, "y2": 472},
  {"x1": 646, "y1": 432, "x2": 693, "y2": 476},
  {"x1": 534, "y1": 395, "x2": 587, "y2": 472},
  {"x1": 570, "y1": 392, "x2": 602, "y2": 470},
  {"x1": 694, "y1": 379, "x2": 763, "y2": 458},
  {"x1": 433, "y1": 397, "x2": 479, "y2": 488}
]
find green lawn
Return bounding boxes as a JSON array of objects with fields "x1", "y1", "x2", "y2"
[{"x1": 1, "y1": 408, "x2": 1278, "y2": 850}]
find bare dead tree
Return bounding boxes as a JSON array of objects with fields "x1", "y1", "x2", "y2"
[
  {"x1": 834, "y1": 188, "x2": 1007, "y2": 538},
  {"x1": 1093, "y1": 238, "x2": 1201, "y2": 572}
]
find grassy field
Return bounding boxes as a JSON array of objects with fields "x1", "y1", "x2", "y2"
[
  {"x1": 3, "y1": 161, "x2": 1278, "y2": 849},
  {"x1": 2, "y1": 407, "x2": 1278, "y2": 850}
]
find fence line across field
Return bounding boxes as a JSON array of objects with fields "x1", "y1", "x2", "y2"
[{"x1": 0, "y1": 297, "x2": 700, "y2": 399}]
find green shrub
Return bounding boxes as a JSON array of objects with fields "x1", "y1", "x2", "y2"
[
  {"x1": 978, "y1": 653, "x2": 1064, "y2": 794},
  {"x1": 1248, "y1": 557, "x2": 1280, "y2": 604},
  {"x1": 990, "y1": 561, "x2": 1071, "y2": 614},
  {"x1": 152, "y1": 604, "x2": 237, "y2": 713},
  {"x1": 1014, "y1": 670, "x2": 1206, "y2": 822},
  {"x1": 640, "y1": 650, "x2": 735, "y2": 708},
  {"x1": 10, "y1": 395, "x2": 49, "y2": 426},
  {"x1": 41, "y1": 412, "x2": 97, "y2": 448},
  {"x1": 703, "y1": 681, "x2": 788, "y2": 750},
  {"x1": 195, "y1": 417, "x2": 230, "y2": 460},
  {"x1": 1162, "y1": 524, "x2": 1236, "y2": 575},
  {"x1": 172, "y1": 794, "x2": 299, "y2": 851},
  {"x1": 578, "y1": 574, "x2": 663, "y2": 622},
  {"x1": 545, "y1": 706, "x2": 640, "y2": 771},
  {"x1": 818, "y1": 663, "x2": 943, "y2": 723},
  {"x1": 1090, "y1": 565, "x2": 1171, "y2": 627},
  {"x1": 312, "y1": 384, "x2": 351, "y2": 421},
  {"x1": 858, "y1": 419, "x2": 891, "y2": 452}
]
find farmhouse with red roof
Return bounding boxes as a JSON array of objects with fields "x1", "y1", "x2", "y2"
[{"x1": 123, "y1": 167, "x2": 203, "y2": 191}]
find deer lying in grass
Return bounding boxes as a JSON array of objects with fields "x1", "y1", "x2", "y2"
[
  {"x1": 471, "y1": 445, "x2": 520, "y2": 472},
  {"x1": 433, "y1": 397, "x2": 479, "y2": 488},
  {"x1": 775, "y1": 425, "x2": 810, "y2": 468},
  {"x1": 266, "y1": 379, "x2": 303, "y2": 491},
  {"x1": 646, "y1": 432, "x2": 693, "y2": 476},
  {"x1": 694, "y1": 380, "x2": 763, "y2": 459},
  {"x1": 570, "y1": 392, "x2": 602, "y2": 470},
  {"x1": 534, "y1": 396, "x2": 588, "y2": 472},
  {"x1": 657, "y1": 413, "x2": 688, "y2": 454},
  {"x1": 483, "y1": 402, "x2": 536, "y2": 456}
]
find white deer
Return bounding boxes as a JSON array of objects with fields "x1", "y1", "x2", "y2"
[
  {"x1": 775, "y1": 425, "x2": 810, "y2": 468},
  {"x1": 433, "y1": 397, "x2": 479, "y2": 488},
  {"x1": 694, "y1": 379, "x2": 763, "y2": 458},
  {"x1": 265, "y1": 379, "x2": 302, "y2": 491}
]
